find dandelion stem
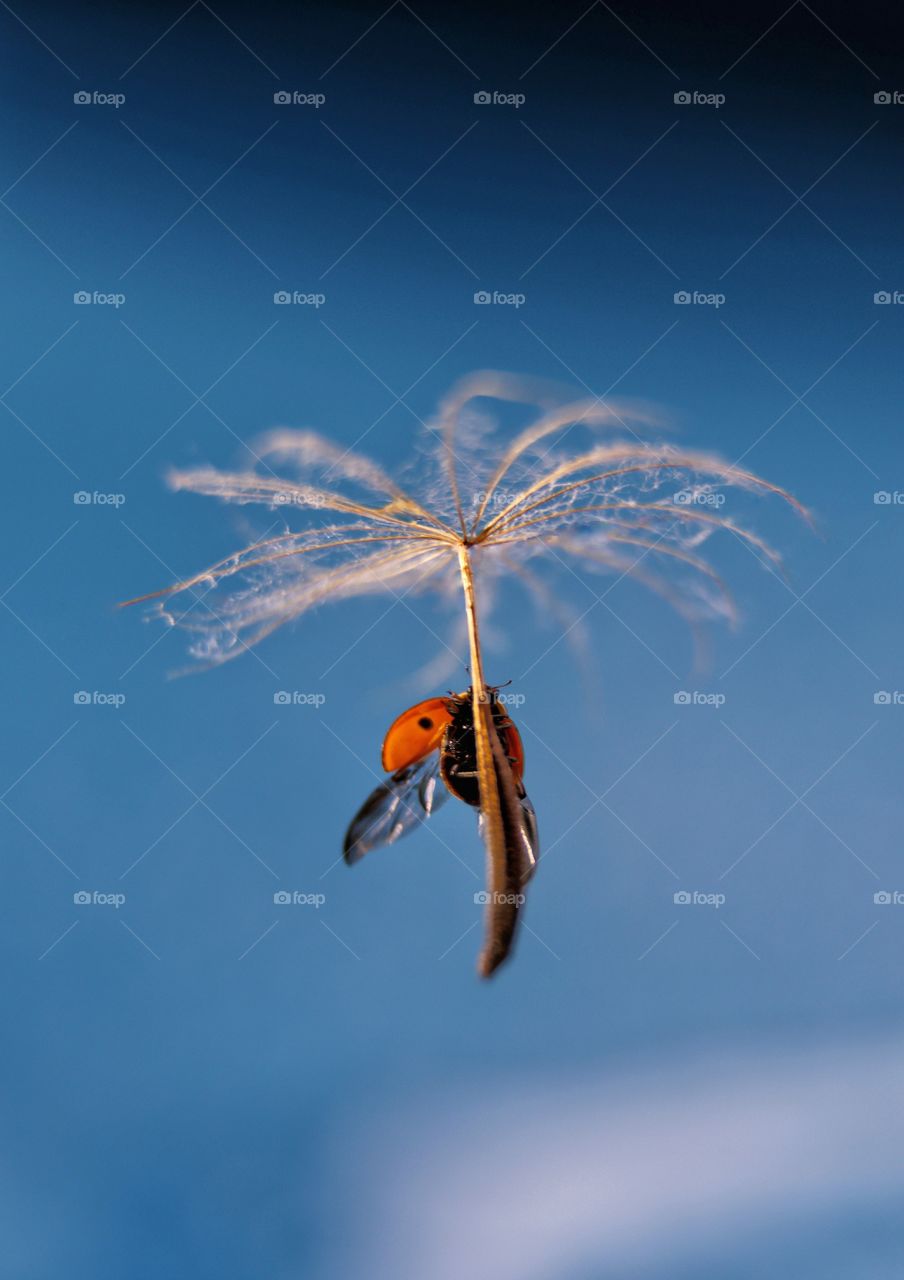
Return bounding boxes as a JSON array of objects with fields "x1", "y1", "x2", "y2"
[
  {"x1": 457, "y1": 545, "x2": 501, "y2": 856},
  {"x1": 457, "y1": 543, "x2": 524, "y2": 978}
]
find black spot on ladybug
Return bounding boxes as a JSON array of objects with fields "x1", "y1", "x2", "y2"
[{"x1": 418, "y1": 716, "x2": 434, "y2": 729}]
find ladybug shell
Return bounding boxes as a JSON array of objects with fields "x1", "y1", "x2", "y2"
[{"x1": 381, "y1": 698, "x2": 453, "y2": 773}]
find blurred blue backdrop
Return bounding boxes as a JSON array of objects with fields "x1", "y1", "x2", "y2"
[{"x1": 2, "y1": 1, "x2": 903, "y2": 1276}]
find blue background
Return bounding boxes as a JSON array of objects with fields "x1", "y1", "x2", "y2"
[{"x1": 2, "y1": 1, "x2": 903, "y2": 1275}]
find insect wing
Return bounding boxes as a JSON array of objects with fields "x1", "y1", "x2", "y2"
[
  {"x1": 344, "y1": 752, "x2": 448, "y2": 865},
  {"x1": 477, "y1": 786, "x2": 540, "y2": 882},
  {"x1": 515, "y1": 789, "x2": 539, "y2": 878}
]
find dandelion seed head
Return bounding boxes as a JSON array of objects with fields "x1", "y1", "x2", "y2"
[{"x1": 129, "y1": 372, "x2": 807, "y2": 672}]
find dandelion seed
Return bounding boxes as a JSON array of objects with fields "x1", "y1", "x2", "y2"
[{"x1": 124, "y1": 372, "x2": 807, "y2": 977}]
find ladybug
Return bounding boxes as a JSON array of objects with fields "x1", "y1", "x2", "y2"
[{"x1": 343, "y1": 687, "x2": 537, "y2": 867}]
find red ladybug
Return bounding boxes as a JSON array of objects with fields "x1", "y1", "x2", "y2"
[{"x1": 344, "y1": 687, "x2": 537, "y2": 867}]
